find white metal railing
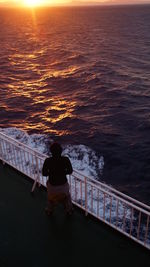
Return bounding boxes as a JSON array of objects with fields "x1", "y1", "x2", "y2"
[{"x1": 0, "y1": 131, "x2": 150, "y2": 250}]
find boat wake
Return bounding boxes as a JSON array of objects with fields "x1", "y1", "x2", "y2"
[{"x1": 0, "y1": 127, "x2": 104, "y2": 180}]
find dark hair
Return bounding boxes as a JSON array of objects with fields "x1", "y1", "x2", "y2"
[{"x1": 50, "y1": 142, "x2": 62, "y2": 156}]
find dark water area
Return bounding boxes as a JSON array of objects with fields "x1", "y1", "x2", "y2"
[{"x1": 0, "y1": 5, "x2": 150, "y2": 204}]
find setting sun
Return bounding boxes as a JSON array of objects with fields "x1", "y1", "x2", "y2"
[{"x1": 23, "y1": 0, "x2": 44, "y2": 7}]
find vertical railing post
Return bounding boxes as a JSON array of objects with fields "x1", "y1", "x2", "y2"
[
  {"x1": 0, "y1": 139, "x2": 3, "y2": 159},
  {"x1": 137, "y1": 211, "x2": 141, "y2": 240},
  {"x1": 103, "y1": 192, "x2": 106, "y2": 220},
  {"x1": 75, "y1": 178, "x2": 77, "y2": 202},
  {"x1": 80, "y1": 181, "x2": 83, "y2": 208},
  {"x1": 97, "y1": 189, "x2": 100, "y2": 218},
  {"x1": 31, "y1": 154, "x2": 41, "y2": 193},
  {"x1": 0, "y1": 139, "x2": 5, "y2": 165},
  {"x1": 109, "y1": 195, "x2": 112, "y2": 224},
  {"x1": 144, "y1": 215, "x2": 149, "y2": 247},
  {"x1": 69, "y1": 174, "x2": 72, "y2": 197},
  {"x1": 84, "y1": 177, "x2": 88, "y2": 216}
]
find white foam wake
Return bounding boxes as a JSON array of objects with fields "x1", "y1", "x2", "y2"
[{"x1": 0, "y1": 127, "x2": 104, "y2": 180}]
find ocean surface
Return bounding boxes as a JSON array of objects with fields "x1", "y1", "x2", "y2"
[{"x1": 0, "y1": 5, "x2": 150, "y2": 204}]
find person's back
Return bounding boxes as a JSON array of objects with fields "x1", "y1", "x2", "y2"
[
  {"x1": 42, "y1": 155, "x2": 73, "y2": 186},
  {"x1": 42, "y1": 142, "x2": 73, "y2": 216}
]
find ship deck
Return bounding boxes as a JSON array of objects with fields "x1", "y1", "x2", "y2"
[{"x1": 0, "y1": 161, "x2": 150, "y2": 267}]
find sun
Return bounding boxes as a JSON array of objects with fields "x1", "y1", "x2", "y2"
[{"x1": 23, "y1": 0, "x2": 44, "y2": 7}]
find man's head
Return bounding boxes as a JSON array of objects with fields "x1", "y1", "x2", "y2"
[{"x1": 50, "y1": 142, "x2": 62, "y2": 157}]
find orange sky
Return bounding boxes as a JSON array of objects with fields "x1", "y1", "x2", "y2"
[{"x1": 0, "y1": 0, "x2": 150, "y2": 6}]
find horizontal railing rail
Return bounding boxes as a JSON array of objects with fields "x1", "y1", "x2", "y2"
[{"x1": 0, "y1": 131, "x2": 150, "y2": 250}]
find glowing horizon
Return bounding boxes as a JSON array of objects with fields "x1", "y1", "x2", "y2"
[
  {"x1": 0, "y1": 0, "x2": 150, "y2": 7},
  {"x1": 23, "y1": 0, "x2": 44, "y2": 7}
]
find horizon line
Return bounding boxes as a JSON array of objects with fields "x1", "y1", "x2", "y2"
[{"x1": 0, "y1": 2, "x2": 150, "y2": 8}]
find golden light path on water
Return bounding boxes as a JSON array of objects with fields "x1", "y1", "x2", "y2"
[{"x1": 7, "y1": 8, "x2": 78, "y2": 136}]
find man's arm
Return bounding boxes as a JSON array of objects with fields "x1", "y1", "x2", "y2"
[
  {"x1": 42, "y1": 158, "x2": 50, "y2": 176},
  {"x1": 65, "y1": 157, "x2": 73, "y2": 175}
]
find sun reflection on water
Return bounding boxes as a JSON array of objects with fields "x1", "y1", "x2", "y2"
[
  {"x1": 43, "y1": 99, "x2": 76, "y2": 124},
  {"x1": 7, "y1": 79, "x2": 76, "y2": 135},
  {"x1": 3, "y1": 9, "x2": 80, "y2": 136}
]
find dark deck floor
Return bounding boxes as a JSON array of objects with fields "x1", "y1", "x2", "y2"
[{"x1": 0, "y1": 161, "x2": 150, "y2": 267}]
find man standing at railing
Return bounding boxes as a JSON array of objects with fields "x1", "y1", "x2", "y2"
[{"x1": 42, "y1": 142, "x2": 73, "y2": 216}]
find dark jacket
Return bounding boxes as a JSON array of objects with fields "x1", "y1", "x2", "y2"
[{"x1": 42, "y1": 156, "x2": 73, "y2": 186}]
